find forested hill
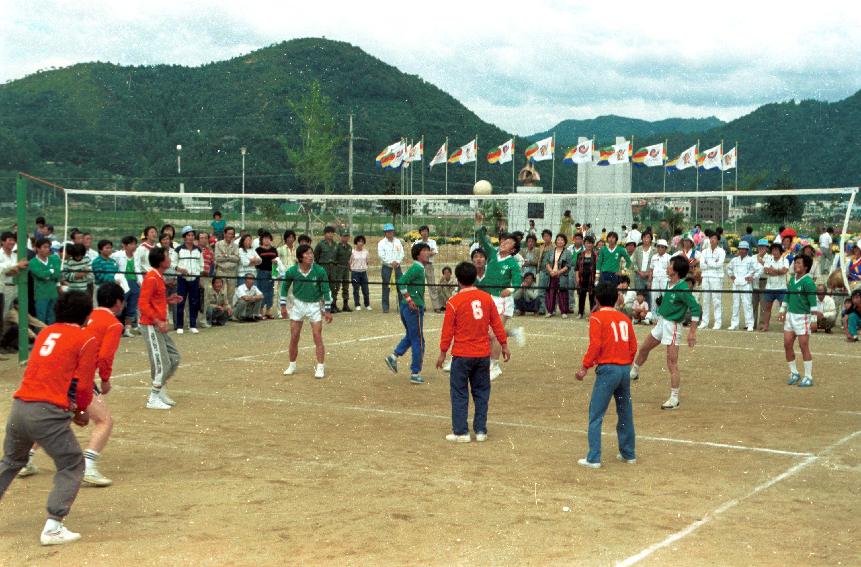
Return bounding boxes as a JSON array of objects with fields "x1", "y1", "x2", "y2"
[
  {"x1": 0, "y1": 37, "x2": 859, "y2": 196},
  {"x1": 528, "y1": 115, "x2": 725, "y2": 146}
]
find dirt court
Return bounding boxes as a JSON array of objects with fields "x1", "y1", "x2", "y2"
[{"x1": 0, "y1": 301, "x2": 859, "y2": 566}]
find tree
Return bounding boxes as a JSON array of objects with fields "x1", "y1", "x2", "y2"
[
  {"x1": 282, "y1": 81, "x2": 342, "y2": 195},
  {"x1": 381, "y1": 177, "x2": 402, "y2": 222},
  {"x1": 765, "y1": 174, "x2": 803, "y2": 222}
]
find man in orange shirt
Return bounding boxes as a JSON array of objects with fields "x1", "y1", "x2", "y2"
[
  {"x1": 0, "y1": 290, "x2": 98, "y2": 545},
  {"x1": 139, "y1": 247, "x2": 182, "y2": 410},
  {"x1": 575, "y1": 282, "x2": 638, "y2": 468},
  {"x1": 437, "y1": 262, "x2": 510, "y2": 443}
]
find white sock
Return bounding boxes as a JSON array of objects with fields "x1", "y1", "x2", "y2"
[
  {"x1": 789, "y1": 360, "x2": 798, "y2": 375},
  {"x1": 803, "y1": 360, "x2": 812, "y2": 379},
  {"x1": 316, "y1": 363, "x2": 324, "y2": 370},
  {"x1": 287, "y1": 361, "x2": 296, "y2": 369},
  {"x1": 43, "y1": 518, "x2": 62, "y2": 533},
  {"x1": 671, "y1": 388, "x2": 680, "y2": 399},
  {"x1": 84, "y1": 450, "x2": 98, "y2": 472}
]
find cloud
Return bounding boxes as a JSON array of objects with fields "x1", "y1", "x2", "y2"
[{"x1": 2, "y1": 0, "x2": 860, "y2": 134}]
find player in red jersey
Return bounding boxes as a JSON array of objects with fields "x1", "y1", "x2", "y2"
[
  {"x1": 139, "y1": 247, "x2": 182, "y2": 409},
  {"x1": 437, "y1": 261, "x2": 509, "y2": 443},
  {"x1": 0, "y1": 291, "x2": 98, "y2": 545},
  {"x1": 575, "y1": 282, "x2": 638, "y2": 468}
]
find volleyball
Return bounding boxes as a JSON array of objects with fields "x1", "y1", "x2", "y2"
[{"x1": 473, "y1": 179, "x2": 492, "y2": 195}]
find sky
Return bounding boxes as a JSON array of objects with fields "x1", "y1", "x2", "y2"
[{"x1": 2, "y1": 0, "x2": 860, "y2": 135}]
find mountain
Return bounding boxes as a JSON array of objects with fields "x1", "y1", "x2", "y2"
[
  {"x1": 0, "y1": 37, "x2": 859, "y2": 198},
  {"x1": 528, "y1": 115, "x2": 725, "y2": 146}
]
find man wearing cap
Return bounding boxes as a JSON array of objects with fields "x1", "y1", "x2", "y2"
[
  {"x1": 727, "y1": 241, "x2": 760, "y2": 331},
  {"x1": 649, "y1": 239, "x2": 671, "y2": 304},
  {"x1": 753, "y1": 238, "x2": 770, "y2": 328},
  {"x1": 175, "y1": 226, "x2": 203, "y2": 334},
  {"x1": 377, "y1": 224, "x2": 404, "y2": 313},
  {"x1": 334, "y1": 228, "x2": 353, "y2": 312},
  {"x1": 314, "y1": 226, "x2": 340, "y2": 313},
  {"x1": 699, "y1": 231, "x2": 726, "y2": 330}
]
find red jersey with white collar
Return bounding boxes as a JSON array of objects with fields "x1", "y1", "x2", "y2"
[
  {"x1": 439, "y1": 288, "x2": 507, "y2": 358},
  {"x1": 86, "y1": 307, "x2": 123, "y2": 381},
  {"x1": 14, "y1": 323, "x2": 98, "y2": 411},
  {"x1": 581, "y1": 308, "x2": 638, "y2": 368},
  {"x1": 139, "y1": 270, "x2": 167, "y2": 325}
]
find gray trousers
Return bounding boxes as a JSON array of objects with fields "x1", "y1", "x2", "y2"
[
  {"x1": 234, "y1": 298, "x2": 262, "y2": 320},
  {"x1": 0, "y1": 400, "x2": 84, "y2": 519},
  {"x1": 537, "y1": 272, "x2": 548, "y2": 314},
  {"x1": 142, "y1": 324, "x2": 181, "y2": 388},
  {"x1": 425, "y1": 263, "x2": 441, "y2": 310}
]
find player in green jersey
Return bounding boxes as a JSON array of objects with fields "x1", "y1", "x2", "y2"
[{"x1": 778, "y1": 254, "x2": 822, "y2": 387}]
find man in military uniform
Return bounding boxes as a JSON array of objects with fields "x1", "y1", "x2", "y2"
[
  {"x1": 314, "y1": 226, "x2": 340, "y2": 313},
  {"x1": 334, "y1": 228, "x2": 353, "y2": 312}
]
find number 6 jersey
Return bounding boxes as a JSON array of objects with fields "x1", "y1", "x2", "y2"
[{"x1": 439, "y1": 287, "x2": 508, "y2": 358}]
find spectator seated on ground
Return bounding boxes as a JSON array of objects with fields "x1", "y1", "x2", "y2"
[
  {"x1": 843, "y1": 290, "x2": 861, "y2": 342},
  {"x1": 615, "y1": 275, "x2": 636, "y2": 317},
  {"x1": 514, "y1": 272, "x2": 541, "y2": 315},
  {"x1": 232, "y1": 273, "x2": 264, "y2": 322},
  {"x1": 0, "y1": 299, "x2": 46, "y2": 352},
  {"x1": 207, "y1": 277, "x2": 232, "y2": 326},
  {"x1": 811, "y1": 284, "x2": 837, "y2": 334},
  {"x1": 631, "y1": 291, "x2": 653, "y2": 325}
]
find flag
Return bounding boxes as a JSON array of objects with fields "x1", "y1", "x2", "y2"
[
  {"x1": 406, "y1": 141, "x2": 423, "y2": 163},
  {"x1": 607, "y1": 140, "x2": 632, "y2": 165},
  {"x1": 377, "y1": 140, "x2": 407, "y2": 169},
  {"x1": 449, "y1": 139, "x2": 477, "y2": 165},
  {"x1": 721, "y1": 146, "x2": 737, "y2": 171},
  {"x1": 429, "y1": 142, "x2": 447, "y2": 169},
  {"x1": 564, "y1": 139, "x2": 593, "y2": 164},
  {"x1": 666, "y1": 144, "x2": 698, "y2": 171},
  {"x1": 632, "y1": 143, "x2": 666, "y2": 168},
  {"x1": 487, "y1": 139, "x2": 514, "y2": 164},
  {"x1": 525, "y1": 136, "x2": 554, "y2": 162},
  {"x1": 699, "y1": 144, "x2": 722, "y2": 170},
  {"x1": 595, "y1": 145, "x2": 615, "y2": 166}
]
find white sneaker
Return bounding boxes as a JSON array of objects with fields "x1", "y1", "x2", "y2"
[
  {"x1": 82, "y1": 469, "x2": 113, "y2": 487},
  {"x1": 355, "y1": 306, "x2": 362, "y2": 311},
  {"x1": 746, "y1": 326, "x2": 754, "y2": 332},
  {"x1": 616, "y1": 454, "x2": 637, "y2": 464},
  {"x1": 283, "y1": 362, "x2": 297, "y2": 376},
  {"x1": 445, "y1": 433, "x2": 471, "y2": 443},
  {"x1": 475, "y1": 432, "x2": 488, "y2": 442},
  {"x1": 146, "y1": 395, "x2": 172, "y2": 410},
  {"x1": 661, "y1": 396, "x2": 680, "y2": 410},
  {"x1": 159, "y1": 388, "x2": 176, "y2": 406},
  {"x1": 314, "y1": 364, "x2": 325, "y2": 379},
  {"x1": 545, "y1": 313, "x2": 553, "y2": 318},
  {"x1": 41, "y1": 524, "x2": 81, "y2": 546},
  {"x1": 577, "y1": 458, "x2": 601, "y2": 469},
  {"x1": 189, "y1": 327, "x2": 199, "y2": 334},
  {"x1": 728, "y1": 325, "x2": 738, "y2": 331},
  {"x1": 697, "y1": 321, "x2": 708, "y2": 330},
  {"x1": 511, "y1": 326, "x2": 526, "y2": 347},
  {"x1": 712, "y1": 323, "x2": 721, "y2": 330},
  {"x1": 122, "y1": 328, "x2": 134, "y2": 338},
  {"x1": 561, "y1": 314, "x2": 568, "y2": 319},
  {"x1": 18, "y1": 462, "x2": 38, "y2": 477},
  {"x1": 489, "y1": 363, "x2": 502, "y2": 381},
  {"x1": 366, "y1": 306, "x2": 372, "y2": 311},
  {"x1": 176, "y1": 328, "x2": 184, "y2": 335}
]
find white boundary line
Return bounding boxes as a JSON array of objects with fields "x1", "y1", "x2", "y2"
[
  {"x1": 615, "y1": 429, "x2": 861, "y2": 567},
  {"x1": 118, "y1": 385, "x2": 813, "y2": 458}
]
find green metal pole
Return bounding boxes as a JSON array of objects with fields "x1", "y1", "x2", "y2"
[{"x1": 16, "y1": 174, "x2": 30, "y2": 364}]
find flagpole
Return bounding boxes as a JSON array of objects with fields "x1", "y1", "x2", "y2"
[
  {"x1": 630, "y1": 134, "x2": 634, "y2": 193},
  {"x1": 663, "y1": 138, "x2": 668, "y2": 193},
  {"x1": 695, "y1": 139, "x2": 700, "y2": 222},
  {"x1": 410, "y1": 138, "x2": 415, "y2": 229},
  {"x1": 474, "y1": 133, "x2": 478, "y2": 185},
  {"x1": 551, "y1": 131, "x2": 556, "y2": 194},
  {"x1": 511, "y1": 136, "x2": 516, "y2": 193},
  {"x1": 735, "y1": 141, "x2": 739, "y2": 191},
  {"x1": 420, "y1": 135, "x2": 425, "y2": 195},
  {"x1": 720, "y1": 139, "x2": 724, "y2": 225},
  {"x1": 444, "y1": 136, "x2": 449, "y2": 196}
]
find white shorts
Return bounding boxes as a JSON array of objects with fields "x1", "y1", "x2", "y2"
[
  {"x1": 784, "y1": 313, "x2": 810, "y2": 336},
  {"x1": 650, "y1": 317, "x2": 682, "y2": 346},
  {"x1": 493, "y1": 295, "x2": 515, "y2": 318},
  {"x1": 289, "y1": 298, "x2": 322, "y2": 323}
]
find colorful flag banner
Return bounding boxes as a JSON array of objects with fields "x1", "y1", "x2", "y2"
[
  {"x1": 376, "y1": 141, "x2": 402, "y2": 168},
  {"x1": 429, "y1": 142, "x2": 447, "y2": 169},
  {"x1": 607, "y1": 140, "x2": 632, "y2": 165},
  {"x1": 377, "y1": 140, "x2": 407, "y2": 169},
  {"x1": 595, "y1": 145, "x2": 615, "y2": 166},
  {"x1": 525, "y1": 136, "x2": 554, "y2": 162},
  {"x1": 632, "y1": 143, "x2": 666, "y2": 168},
  {"x1": 406, "y1": 141, "x2": 423, "y2": 162},
  {"x1": 449, "y1": 139, "x2": 477, "y2": 165},
  {"x1": 721, "y1": 146, "x2": 737, "y2": 171},
  {"x1": 666, "y1": 144, "x2": 698, "y2": 171},
  {"x1": 487, "y1": 139, "x2": 514, "y2": 164},
  {"x1": 564, "y1": 139, "x2": 593, "y2": 164},
  {"x1": 699, "y1": 144, "x2": 722, "y2": 170}
]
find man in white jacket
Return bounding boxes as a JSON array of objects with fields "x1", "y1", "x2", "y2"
[
  {"x1": 727, "y1": 241, "x2": 761, "y2": 331},
  {"x1": 699, "y1": 232, "x2": 726, "y2": 330}
]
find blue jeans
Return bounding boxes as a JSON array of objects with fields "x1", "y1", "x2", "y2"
[
  {"x1": 381, "y1": 265, "x2": 403, "y2": 312},
  {"x1": 394, "y1": 302, "x2": 424, "y2": 374},
  {"x1": 35, "y1": 298, "x2": 56, "y2": 326},
  {"x1": 587, "y1": 364, "x2": 635, "y2": 463},
  {"x1": 599, "y1": 272, "x2": 619, "y2": 286},
  {"x1": 450, "y1": 356, "x2": 491, "y2": 435},
  {"x1": 848, "y1": 312, "x2": 860, "y2": 338},
  {"x1": 176, "y1": 277, "x2": 200, "y2": 329},
  {"x1": 256, "y1": 270, "x2": 274, "y2": 308},
  {"x1": 352, "y1": 271, "x2": 370, "y2": 307},
  {"x1": 122, "y1": 279, "x2": 140, "y2": 325}
]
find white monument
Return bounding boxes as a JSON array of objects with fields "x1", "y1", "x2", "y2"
[{"x1": 575, "y1": 136, "x2": 633, "y2": 234}]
